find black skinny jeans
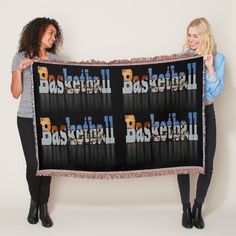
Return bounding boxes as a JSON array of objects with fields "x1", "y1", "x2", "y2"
[
  {"x1": 17, "y1": 117, "x2": 51, "y2": 203},
  {"x1": 177, "y1": 104, "x2": 216, "y2": 205}
]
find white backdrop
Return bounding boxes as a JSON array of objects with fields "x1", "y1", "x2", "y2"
[{"x1": 0, "y1": 0, "x2": 235, "y2": 212}]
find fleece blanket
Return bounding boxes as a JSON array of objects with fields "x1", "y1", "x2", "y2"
[{"x1": 32, "y1": 54, "x2": 205, "y2": 179}]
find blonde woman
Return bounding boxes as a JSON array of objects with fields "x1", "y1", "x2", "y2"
[{"x1": 177, "y1": 17, "x2": 225, "y2": 229}]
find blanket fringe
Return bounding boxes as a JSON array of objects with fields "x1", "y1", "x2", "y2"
[
  {"x1": 37, "y1": 167, "x2": 204, "y2": 180},
  {"x1": 33, "y1": 53, "x2": 199, "y2": 66}
]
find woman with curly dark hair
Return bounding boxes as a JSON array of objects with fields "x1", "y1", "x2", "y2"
[{"x1": 11, "y1": 17, "x2": 63, "y2": 228}]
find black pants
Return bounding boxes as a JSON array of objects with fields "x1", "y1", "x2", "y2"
[
  {"x1": 17, "y1": 117, "x2": 51, "y2": 203},
  {"x1": 177, "y1": 104, "x2": 216, "y2": 205}
]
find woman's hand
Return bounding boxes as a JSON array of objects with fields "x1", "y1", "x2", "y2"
[
  {"x1": 204, "y1": 54, "x2": 214, "y2": 76},
  {"x1": 17, "y1": 58, "x2": 33, "y2": 71}
]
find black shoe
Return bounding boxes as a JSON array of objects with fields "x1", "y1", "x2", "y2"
[
  {"x1": 182, "y1": 206, "x2": 193, "y2": 228},
  {"x1": 39, "y1": 203, "x2": 53, "y2": 228},
  {"x1": 27, "y1": 199, "x2": 39, "y2": 224},
  {"x1": 192, "y1": 204, "x2": 205, "y2": 229}
]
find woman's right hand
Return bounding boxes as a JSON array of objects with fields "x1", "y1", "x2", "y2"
[{"x1": 17, "y1": 58, "x2": 33, "y2": 71}]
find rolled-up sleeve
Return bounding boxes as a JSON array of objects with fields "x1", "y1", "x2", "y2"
[{"x1": 205, "y1": 54, "x2": 225, "y2": 100}]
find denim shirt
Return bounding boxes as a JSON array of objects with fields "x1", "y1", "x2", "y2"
[{"x1": 205, "y1": 53, "x2": 225, "y2": 102}]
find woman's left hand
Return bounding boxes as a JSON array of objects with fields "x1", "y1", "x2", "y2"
[
  {"x1": 204, "y1": 54, "x2": 213, "y2": 68},
  {"x1": 204, "y1": 54, "x2": 214, "y2": 76}
]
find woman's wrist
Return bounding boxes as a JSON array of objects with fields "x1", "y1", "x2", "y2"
[
  {"x1": 207, "y1": 66, "x2": 214, "y2": 76},
  {"x1": 16, "y1": 67, "x2": 23, "y2": 73}
]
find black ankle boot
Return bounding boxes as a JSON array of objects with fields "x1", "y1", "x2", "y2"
[
  {"x1": 192, "y1": 202, "x2": 205, "y2": 229},
  {"x1": 181, "y1": 203, "x2": 193, "y2": 229},
  {"x1": 27, "y1": 199, "x2": 39, "y2": 224},
  {"x1": 39, "y1": 203, "x2": 53, "y2": 228}
]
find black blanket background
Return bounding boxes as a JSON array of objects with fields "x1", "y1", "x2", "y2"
[{"x1": 32, "y1": 55, "x2": 205, "y2": 178}]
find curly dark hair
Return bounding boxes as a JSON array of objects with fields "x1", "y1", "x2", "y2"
[{"x1": 18, "y1": 17, "x2": 63, "y2": 58}]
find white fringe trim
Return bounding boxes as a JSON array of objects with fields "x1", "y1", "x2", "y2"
[
  {"x1": 32, "y1": 54, "x2": 202, "y2": 66},
  {"x1": 37, "y1": 166, "x2": 204, "y2": 179}
]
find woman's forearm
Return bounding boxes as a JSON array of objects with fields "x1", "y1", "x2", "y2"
[{"x1": 11, "y1": 68, "x2": 23, "y2": 99}]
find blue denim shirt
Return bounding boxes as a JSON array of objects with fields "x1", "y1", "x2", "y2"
[{"x1": 205, "y1": 53, "x2": 225, "y2": 102}]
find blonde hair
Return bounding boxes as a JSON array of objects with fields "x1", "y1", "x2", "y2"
[{"x1": 183, "y1": 17, "x2": 217, "y2": 56}]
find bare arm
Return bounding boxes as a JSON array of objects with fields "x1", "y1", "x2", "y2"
[{"x1": 11, "y1": 58, "x2": 32, "y2": 99}]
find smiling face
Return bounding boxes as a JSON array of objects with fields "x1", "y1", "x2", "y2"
[
  {"x1": 187, "y1": 26, "x2": 201, "y2": 51},
  {"x1": 40, "y1": 24, "x2": 57, "y2": 50}
]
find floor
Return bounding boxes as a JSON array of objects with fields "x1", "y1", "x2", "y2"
[{"x1": 0, "y1": 204, "x2": 235, "y2": 236}]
